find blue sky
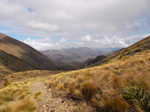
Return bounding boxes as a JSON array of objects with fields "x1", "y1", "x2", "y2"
[{"x1": 0, "y1": 0, "x2": 150, "y2": 50}]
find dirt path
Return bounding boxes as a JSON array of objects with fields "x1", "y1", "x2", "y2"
[{"x1": 31, "y1": 81, "x2": 94, "y2": 112}]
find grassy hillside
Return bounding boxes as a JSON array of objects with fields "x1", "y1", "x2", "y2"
[
  {"x1": 47, "y1": 50, "x2": 150, "y2": 112},
  {"x1": 0, "y1": 70, "x2": 63, "y2": 112},
  {"x1": 0, "y1": 50, "x2": 149, "y2": 112},
  {"x1": 87, "y1": 36, "x2": 150, "y2": 66},
  {"x1": 0, "y1": 33, "x2": 56, "y2": 70},
  {"x1": 103, "y1": 35, "x2": 150, "y2": 62},
  {"x1": 0, "y1": 50, "x2": 34, "y2": 75},
  {"x1": 0, "y1": 70, "x2": 61, "y2": 89}
]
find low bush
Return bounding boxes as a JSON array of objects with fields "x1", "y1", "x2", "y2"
[{"x1": 123, "y1": 86, "x2": 150, "y2": 112}]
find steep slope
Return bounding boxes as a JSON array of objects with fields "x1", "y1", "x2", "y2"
[
  {"x1": 0, "y1": 50, "x2": 34, "y2": 75},
  {"x1": 84, "y1": 55, "x2": 106, "y2": 66},
  {"x1": 103, "y1": 35, "x2": 150, "y2": 62},
  {"x1": 0, "y1": 33, "x2": 56, "y2": 71},
  {"x1": 87, "y1": 35, "x2": 150, "y2": 66}
]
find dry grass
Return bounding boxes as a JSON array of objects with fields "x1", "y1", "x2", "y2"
[
  {"x1": 1, "y1": 47, "x2": 150, "y2": 112},
  {"x1": 0, "y1": 81, "x2": 37, "y2": 112},
  {"x1": 0, "y1": 70, "x2": 61, "y2": 89},
  {"x1": 0, "y1": 69, "x2": 62, "y2": 112},
  {"x1": 0, "y1": 97, "x2": 36, "y2": 112},
  {"x1": 47, "y1": 50, "x2": 150, "y2": 112},
  {"x1": 101, "y1": 35, "x2": 150, "y2": 65},
  {"x1": 99, "y1": 95, "x2": 130, "y2": 112}
]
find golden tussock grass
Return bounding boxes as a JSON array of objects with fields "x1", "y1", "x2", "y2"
[
  {"x1": 47, "y1": 50, "x2": 150, "y2": 112},
  {"x1": 0, "y1": 81, "x2": 37, "y2": 112}
]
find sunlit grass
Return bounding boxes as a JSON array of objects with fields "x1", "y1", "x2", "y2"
[
  {"x1": 47, "y1": 50, "x2": 150, "y2": 112},
  {"x1": 0, "y1": 81, "x2": 37, "y2": 112},
  {"x1": 1, "y1": 50, "x2": 150, "y2": 112}
]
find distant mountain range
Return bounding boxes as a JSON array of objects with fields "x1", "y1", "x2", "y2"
[{"x1": 42, "y1": 47, "x2": 119, "y2": 70}]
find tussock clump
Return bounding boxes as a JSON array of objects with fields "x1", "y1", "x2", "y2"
[
  {"x1": 80, "y1": 81, "x2": 98, "y2": 101},
  {"x1": 0, "y1": 82, "x2": 37, "y2": 112},
  {"x1": 0, "y1": 97, "x2": 36, "y2": 112},
  {"x1": 97, "y1": 96, "x2": 130, "y2": 112}
]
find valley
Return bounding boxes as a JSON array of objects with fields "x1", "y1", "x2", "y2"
[
  {"x1": 42, "y1": 47, "x2": 117, "y2": 70},
  {"x1": 0, "y1": 33, "x2": 150, "y2": 112}
]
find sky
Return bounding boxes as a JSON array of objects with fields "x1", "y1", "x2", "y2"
[{"x1": 0, "y1": 0, "x2": 150, "y2": 50}]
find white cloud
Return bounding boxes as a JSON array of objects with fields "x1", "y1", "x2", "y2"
[
  {"x1": 22, "y1": 33, "x2": 148, "y2": 50},
  {"x1": 82, "y1": 35, "x2": 92, "y2": 42},
  {"x1": 23, "y1": 37, "x2": 56, "y2": 50},
  {"x1": 28, "y1": 21, "x2": 60, "y2": 32},
  {"x1": 0, "y1": 0, "x2": 150, "y2": 50}
]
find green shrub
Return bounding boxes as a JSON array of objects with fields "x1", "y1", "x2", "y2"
[{"x1": 123, "y1": 86, "x2": 150, "y2": 112}]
